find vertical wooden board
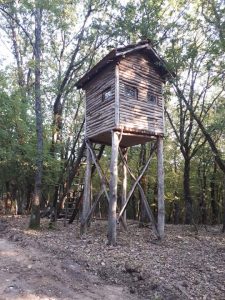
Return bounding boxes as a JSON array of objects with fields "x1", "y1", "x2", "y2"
[
  {"x1": 85, "y1": 64, "x2": 116, "y2": 138},
  {"x1": 118, "y1": 52, "x2": 164, "y2": 136},
  {"x1": 119, "y1": 96, "x2": 164, "y2": 135},
  {"x1": 115, "y1": 64, "x2": 120, "y2": 126}
]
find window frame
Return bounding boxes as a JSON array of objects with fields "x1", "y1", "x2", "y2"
[
  {"x1": 147, "y1": 92, "x2": 158, "y2": 105},
  {"x1": 102, "y1": 87, "x2": 113, "y2": 102},
  {"x1": 124, "y1": 84, "x2": 138, "y2": 99}
]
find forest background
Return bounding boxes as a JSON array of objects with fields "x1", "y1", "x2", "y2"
[{"x1": 0, "y1": 0, "x2": 225, "y2": 230}]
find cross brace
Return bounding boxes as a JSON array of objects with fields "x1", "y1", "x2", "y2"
[
  {"x1": 118, "y1": 147, "x2": 160, "y2": 239},
  {"x1": 81, "y1": 139, "x2": 126, "y2": 232}
]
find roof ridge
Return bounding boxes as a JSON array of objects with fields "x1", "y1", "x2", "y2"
[{"x1": 75, "y1": 41, "x2": 172, "y2": 89}]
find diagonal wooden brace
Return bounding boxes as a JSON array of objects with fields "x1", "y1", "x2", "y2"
[
  {"x1": 81, "y1": 186, "x2": 105, "y2": 231},
  {"x1": 118, "y1": 147, "x2": 160, "y2": 239},
  {"x1": 138, "y1": 185, "x2": 160, "y2": 239},
  {"x1": 86, "y1": 139, "x2": 127, "y2": 231},
  {"x1": 86, "y1": 140, "x2": 110, "y2": 203},
  {"x1": 118, "y1": 143, "x2": 157, "y2": 219},
  {"x1": 119, "y1": 148, "x2": 160, "y2": 239}
]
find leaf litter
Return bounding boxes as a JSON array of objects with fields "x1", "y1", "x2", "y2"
[{"x1": 1, "y1": 216, "x2": 225, "y2": 300}]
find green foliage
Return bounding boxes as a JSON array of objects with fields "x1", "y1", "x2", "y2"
[{"x1": 0, "y1": 0, "x2": 224, "y2": 225}]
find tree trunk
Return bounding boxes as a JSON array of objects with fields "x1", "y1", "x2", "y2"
[
  {"x1": 211, "y1": 161, "x2": 218, "y2": 225},
  {"x1": 25, "y1": 184, "x2": 33, "y2": 212},
  {"x1": 29, "y1": 4, "x2": 43, "y2": 229},
  {"x1": 173, "y1": 193, "x2": 180, "y2": 225},
  {"x1": 223, "y1": 180, "x2": 225, "y2": 233},
  {"x1": 173, "y1": 84, "x2": 225, "y2": 231},
  {"x1": 201, "y1": 168, "x2": 207, "y2": 224},
  {"x1": 183, "y1": 157, "x2": 192, "y2": 224}
]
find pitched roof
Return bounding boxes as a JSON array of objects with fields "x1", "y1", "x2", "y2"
[{"x1": 75, "y1": 40, "x2": 173, "y2": 89}]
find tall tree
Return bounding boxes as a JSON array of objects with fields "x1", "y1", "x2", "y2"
[{"x1": 29, "y1": 1, "x2": 43, "y2": 228}]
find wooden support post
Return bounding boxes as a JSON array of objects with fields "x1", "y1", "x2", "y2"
[
  {"x1": 80, "y1": 142, "x2": 92, "y2": 234},
  {"x1": 83, "y1": 187, "x2": 104, "y2": 228},
  {"x1": 119, "y1": 148, "x2": 160, "y2": 239},
  {"x1": 108, "y1": 131, "x2": 120, "y2": 246},
  {"x1": 86, "y1": 141, "x2": 110, "y2": 202},
  {"x1": 157, "y1": 137, "x2": 165, "y2": 238},
  {"x1": 138, "y1": 185, "x2": 160, "y2": 239},
  {"x1": 86, "y1": 140, "x2": 127, "y2": 231},
  {"x1": 121, "y1": 148, "x2": 128, "y2": 230},
  {"x1": 118, "y1": 143, "x2": 157, "y2": 218}
]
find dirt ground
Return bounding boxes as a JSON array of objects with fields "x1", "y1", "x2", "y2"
[{"x1": 0, "y1": 216, "x2": 225, "y2": 300}]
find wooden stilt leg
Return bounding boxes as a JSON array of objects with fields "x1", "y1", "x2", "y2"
[
  {"x1": 118, "y1": 143, "x2": 156, "y2": 218},
  {"x1": 157, "y1": 137, "x2": 165, "y2": 238},
  {"x1": 119, "y1": 148, "x2": 160, "y2": 239},
  {"x1": 121, "y1": 148, "x2": 128, "y2": 230},
  {"x1": 108, "y1": 131, "x2": 119, "y2": 246},
  {"x1": 80, "y1": 142, "x2": 92, "y2": 234}
]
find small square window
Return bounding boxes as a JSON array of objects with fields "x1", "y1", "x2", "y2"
[
  {"x1": 102, "y1": 87, "x2": 112, "y2": 102},
  {"x1": 148, "y1": 92, "x2": 158, "y2": 104},
  {"x1": 125, "y1": 85, "x2": 138, "y2": 99}
]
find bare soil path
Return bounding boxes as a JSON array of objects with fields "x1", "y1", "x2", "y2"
[
  {"x1": 0, "y1": 216, "x2": 225, "y2": 300},
  {"x1": 0, "y1": 220, "x2": 136, "y2": 300}
]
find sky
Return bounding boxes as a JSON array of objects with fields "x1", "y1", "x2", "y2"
[{"x1": 0, "y1": 28, "x2": 14, "y2": 66}]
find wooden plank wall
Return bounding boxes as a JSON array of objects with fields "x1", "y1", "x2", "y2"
[
  {"x1": 119, "y1": 53, "x2": 164, "y2": 135},
  {"x1": 85, "y1": 65, "x2": 115, "y2": 138}
]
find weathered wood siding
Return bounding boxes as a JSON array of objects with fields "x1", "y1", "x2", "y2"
[
  {"x1": 118, "y1": 53, "x2": 164, "y2": 135},
  {"x1": 85, "y1": 65, "x2": 115, "y2": 138}
]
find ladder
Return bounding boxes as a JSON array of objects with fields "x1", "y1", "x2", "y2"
[{"x1": 51, "y1": 127, "x2": 105, "y2": 224}]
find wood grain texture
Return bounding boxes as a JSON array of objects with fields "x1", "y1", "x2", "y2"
[
  {"x1": 108, "y1": 131, "x2": 120, "y2": 245},
  {"x1": 157, "y1": 137, "x2": 165, "y2": 238},
  {"x1": 84, "y1": 51, "x2": 165, "y2": 146},
  {"x1": 85, "y1": 64, "x2": 115, "y2": 138},
  {"x1": 80, "y1": 145, "x2": 92, "y2": 234},
  {"x1": 119, "y1": 53, "x2": 164, "y2": 137}
]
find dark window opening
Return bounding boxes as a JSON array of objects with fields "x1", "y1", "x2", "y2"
[
  {"x1": 102, "y1": 87, "x2": 112, "y2": 102},
  {"x1": 125, "y1": 84, "x2": 138, "y2": 99},
  {"x1": 148, "y1": 92, "x2": 158, "y2": 104}
]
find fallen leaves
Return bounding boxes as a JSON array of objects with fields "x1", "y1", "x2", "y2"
[{"x1": 2, "y1": 216, "x2": 225, "y2": 300}]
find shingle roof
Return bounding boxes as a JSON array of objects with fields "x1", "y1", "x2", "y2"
[{"x1": 75, "y1": 40, "x2": 173, "y2": 89}]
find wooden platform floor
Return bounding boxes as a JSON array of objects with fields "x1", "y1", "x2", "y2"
[{"x1": 89, "y1": 129, "x2": 158, "y2": 148}]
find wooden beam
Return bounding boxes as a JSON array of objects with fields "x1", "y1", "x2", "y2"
[
  {"x1": 80, "y1": 143, "x2": 92, "y2": 234},
  {"x1": 118, "y1": 143, "x2": 157, "y2": 218},
  {"x1": 157, "y1": 137, "x2": 165, "y2": 238},
  {"x1": 86, "y1": 140, "x2": 110, "y2": 202},
  {"x1": 68, "y1": 145, "x2": 105, "y2": 225},
  {"x1": 118, "y1": 148, "x2": 160, "y2": 239},
  {"x1": 81, "y1": 187, "x2": 105, "y2": 228},
  {"x1": 137, "y1": 184, "x2": 160, "y2": 239},
  {"x1": 115, "y1": 44, "x2": 148, "y2": 56},
  {"x1": 121, "y1": 148, "x2": 128, "y2": 230},
  {"x1": 86, "y1": 139, "x2": 127, "y2": 232},
  {"x1": 108, "y1": 131, "x2": 120, "y2": 245},
  {"x1": 115, "y1": 64, "x2": 120, "y2": 126}
]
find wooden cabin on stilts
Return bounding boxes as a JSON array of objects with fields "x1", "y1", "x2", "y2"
[{"x1": 75, "y1": 40, "x2": 172, "y2": 245}]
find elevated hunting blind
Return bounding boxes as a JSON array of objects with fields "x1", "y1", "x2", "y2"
[
  {"x1": 75, "y1": 41, "x2": 172, "y2": 245},
  {"x1": 76, "y1": 40, "x2": 169, "y2": 147}
]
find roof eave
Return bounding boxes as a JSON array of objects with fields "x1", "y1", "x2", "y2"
[{"x1": 75, "y1": 42, "x2": 175, "y2": 89}]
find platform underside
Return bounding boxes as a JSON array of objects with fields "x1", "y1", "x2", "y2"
[{"x1": 88, "y1": 128, "x2": 162, "y2": 148}]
